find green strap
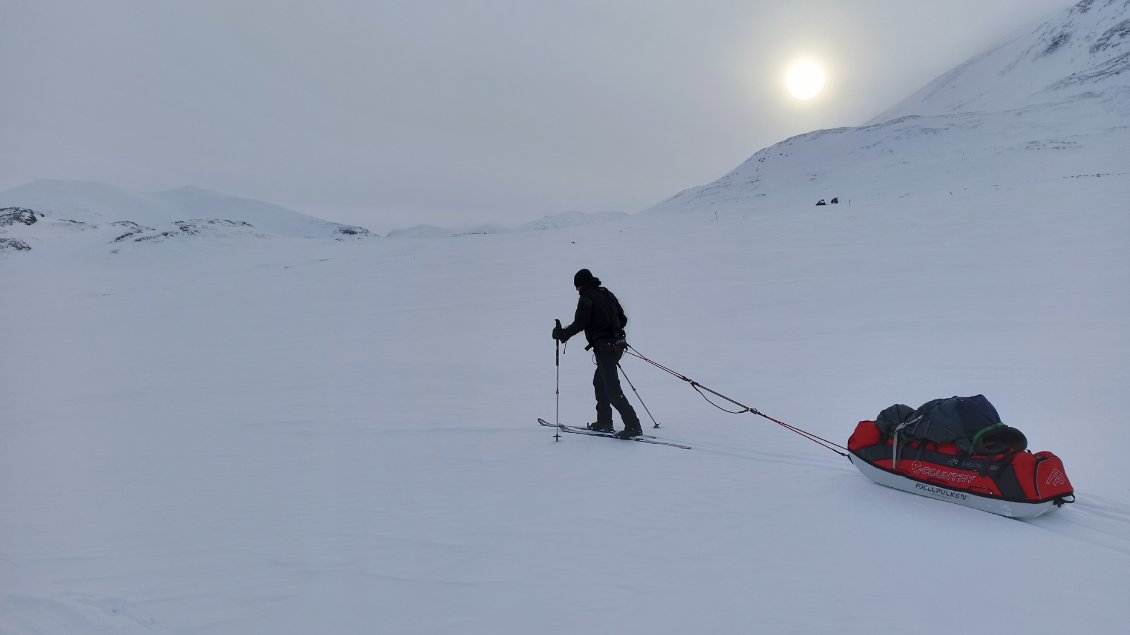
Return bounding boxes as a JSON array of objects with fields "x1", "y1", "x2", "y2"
[{"x1": 969, "y1": 422, "x2": 1005, "y2": 454}]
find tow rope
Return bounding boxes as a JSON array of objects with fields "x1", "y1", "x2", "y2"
[{"x1": 625, "y1": 344, "x2": 849, "y2": 458}]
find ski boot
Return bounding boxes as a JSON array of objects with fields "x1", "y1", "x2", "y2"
[
  {"x1": 587, "y1": 421, "x2": 614, "y2": 433},
  {"x1": 616, "y1": 425, "x2": 643, "y2": 440}
]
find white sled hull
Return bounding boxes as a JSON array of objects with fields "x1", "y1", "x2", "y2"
[{"x1": 849, "y1": 454, "x2": 1059, "y2": 519}]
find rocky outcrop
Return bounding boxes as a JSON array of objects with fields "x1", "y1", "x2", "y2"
[
  {"x1": 128, "y1": 219, "x2": 263, "y2": 243},
  {"x1": 334, "y1": 224, "x2": 371, "y2": 238},
  {"x1": 0, "y1": 238, "x2": 32, "y2": 251},
  {"x1": 110, "y1": 221, "x2": 156, "y2": 243},
  {"x1": 0, "y1": 207, "x2": 40, "y2": 226}
]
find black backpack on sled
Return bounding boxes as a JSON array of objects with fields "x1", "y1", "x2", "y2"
[{"x1": 875, "y1": 395, "x2": 1027, "y2": 455}]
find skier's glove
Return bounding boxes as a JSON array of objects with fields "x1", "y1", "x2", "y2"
[{"x1": 552, "y1": 324, "x2": 567, "y2": 341}]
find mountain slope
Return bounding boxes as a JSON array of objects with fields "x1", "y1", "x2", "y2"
[
  {"x1": 647, "y1": 0, "x2": 1130, "y2": 216},
  {"x1": 874, "y1": 0, "x2": 1130, "y2": 120}
]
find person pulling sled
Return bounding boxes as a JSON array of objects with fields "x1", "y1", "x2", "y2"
[{"x1": 552, "y1": 269, "x2": 643, "y2": 439}]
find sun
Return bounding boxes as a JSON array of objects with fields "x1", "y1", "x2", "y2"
[{"x1": 786, "y1": 60, "x2": 825, "y2": 101}]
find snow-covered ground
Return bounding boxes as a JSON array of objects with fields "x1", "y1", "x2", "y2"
[
  {"x1": 3, "y1": 1, "x2": 1130, "y2": 632},
  {"x1": 3, "y1": 170, "x2": 1129, "y2": 633}
]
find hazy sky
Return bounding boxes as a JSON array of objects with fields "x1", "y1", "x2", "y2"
[{"x1": 1, "y1": 0, "x2": 1075, "y2": 232}]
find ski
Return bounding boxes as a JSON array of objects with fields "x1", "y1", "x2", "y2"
[
  {"x1": 538, "y1": 418, "x2": 691, "y2": 450},
  {"x1": 538, "y1": 418, "x2": 658, "y2": 439}
]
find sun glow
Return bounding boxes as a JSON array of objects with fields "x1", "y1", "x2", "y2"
[{"x1": 786, "y1": 60, "x2": 825, "y2": 101}]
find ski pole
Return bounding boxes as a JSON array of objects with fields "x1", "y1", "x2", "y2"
[
  {"x1": 618, "y1": 362, "x2": 660, "y2": 429},
  {"x1": 554, "y1": 319, "x2": 562, "y2": 441}
]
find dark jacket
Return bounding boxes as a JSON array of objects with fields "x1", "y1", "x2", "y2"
[{"x1": 560, "y1": 286, "x2": 627, "y2": 349}]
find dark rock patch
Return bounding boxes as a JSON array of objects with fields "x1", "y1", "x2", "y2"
[
  {"x1": 0, "y1": 207, "x2": 40, "y2": 226},
  {"x1": 0, "y1": 237, "x2": 32, "y2": 251}
]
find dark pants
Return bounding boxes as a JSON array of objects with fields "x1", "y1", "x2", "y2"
[{"x1": 593, "y1": 348, "x2": 640, "y2": 431}]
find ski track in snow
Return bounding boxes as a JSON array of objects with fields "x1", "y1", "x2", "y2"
[
  {"x1": 1028, "y1": 493, "x2": 1130, "y2": 556},
  {"x1": 545, "y1": 418, "x2": 1130, "y2": 556}
]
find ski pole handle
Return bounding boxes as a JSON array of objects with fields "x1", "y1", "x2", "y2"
[{"x1": 555, "y1": 319, "x2": 562, "y2": 365}]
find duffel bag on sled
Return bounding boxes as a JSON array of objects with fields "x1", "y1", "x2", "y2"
[{"x1": 847, "y1": 395, "x2": 1074, "y2": 519}]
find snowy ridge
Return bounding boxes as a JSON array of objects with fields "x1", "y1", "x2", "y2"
[
  {"x1": 0, "y1": 179, "x2": 623, "y2": 247},
  {"x1": 647, "y1": 102, "x2": 1127, "y2": 214},
  {"x1": 0, "y1": 180, "x2": 372, "y2": 249}
]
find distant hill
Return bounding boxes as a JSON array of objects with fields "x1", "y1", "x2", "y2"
[
  {"x1": 0, "y1": 180, "x2": 372, "y2": 243},
  {"x1": 385, "y1": 210, "x2": 629, "y2": 238},
  {"x1": 514, "y1": 210, "x2": 630, "y2": 232}
]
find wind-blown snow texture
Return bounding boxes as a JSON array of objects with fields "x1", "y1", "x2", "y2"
[{"x1": 2, "y1": 1, "x2": 1129, "y2": 633}]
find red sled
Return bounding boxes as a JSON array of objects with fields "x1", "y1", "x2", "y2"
[{"x1": 848, "y1": 420, "x2": 1075, "y2": 519}]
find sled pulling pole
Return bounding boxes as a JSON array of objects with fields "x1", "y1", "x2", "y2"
[
  {"x1": 624, "y1": 344, "x2": 849, "y2": 457},
  {"x1": 618, "y1": 362, "x2": 660, "y2": 429}
]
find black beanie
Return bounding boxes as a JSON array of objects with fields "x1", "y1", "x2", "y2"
[{"x1": 573, "y1": 268, "x2": 600, "y2": 288}]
